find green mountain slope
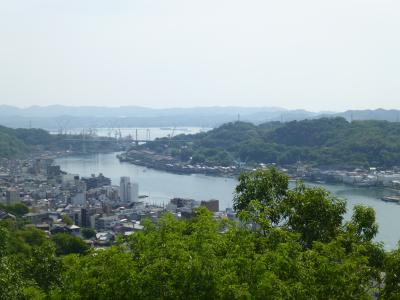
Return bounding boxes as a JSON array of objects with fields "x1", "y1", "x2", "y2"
[
  {"x1": 144, "y1": 118, "x2": 400, "y2": 168},
  {"x1": 0, "y1": 131, "x2": 27, "y2": 157},
  {"x1": 0, "y1": 125, "x2": 53, "y2": 158}
]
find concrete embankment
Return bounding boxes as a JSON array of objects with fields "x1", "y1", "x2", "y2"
[{"x1": 117, "y1": 150, "x2": 239, "y2": 177}]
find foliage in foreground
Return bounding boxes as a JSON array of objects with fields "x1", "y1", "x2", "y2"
[{"x1": 2, "y1": 168, "x2": 400, "y2": 299}]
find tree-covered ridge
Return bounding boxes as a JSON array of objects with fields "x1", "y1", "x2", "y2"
[
  {"x1": 0, "y1": 131, "x2": 27, "y2": 157},
  {"x1": 0, "y1": 126, "x2": 55, "y2": 157},
  {"x1": 0, "y1": 125, "x2": 119, "y2": 158},
  {"x1": 145, "y1": 118, "x2": 400, "y2": 168},
  {"x1": 3, "y1": 168, "x2": 400, "y2": 299}
]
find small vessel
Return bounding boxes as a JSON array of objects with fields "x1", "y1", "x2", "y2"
[{"x1": 381, "y1": 195, "x2": 400, "y2": 203}]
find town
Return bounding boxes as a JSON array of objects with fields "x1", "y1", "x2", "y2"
[
  {"x1": 119, "y1": 148, "x2": 400, "y2": 189},
  {"x1": 0, "y1": 155, "x2": 232, "y2": 248},
  {"x1": 3, "y1": 150, "x2": 400, "y2": 250}
]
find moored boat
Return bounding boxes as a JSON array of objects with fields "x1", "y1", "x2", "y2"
[{"x1": 381, "y1": 195, "x2": 400, "y2": 203}]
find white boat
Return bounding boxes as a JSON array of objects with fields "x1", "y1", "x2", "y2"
[{"x1": 381, "y1": 195, "x2": 400, "y2": 203}]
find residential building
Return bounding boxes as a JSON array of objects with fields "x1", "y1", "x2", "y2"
[{"x1": 6, "y1": 188, "x2": 20, "y2": 205}]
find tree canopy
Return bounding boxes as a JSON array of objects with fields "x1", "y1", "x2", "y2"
[
  {"x1": 1, "y1": 168, "x2": 400, "y2": 299},
  {"x1": 143, "y1": 118, "x2": 400, "y2": 168},
  {"x1": 0, "y1": 125, "x2": 118, "y2": 158}
]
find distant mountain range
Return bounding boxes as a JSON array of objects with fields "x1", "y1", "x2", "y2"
[{"x1": 0, "y1": 105, "x2": 399, "y2": 129}]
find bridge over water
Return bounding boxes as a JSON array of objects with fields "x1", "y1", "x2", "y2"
[{"x1": 62, "y1": 127, "x2": 193, "y2": 152}]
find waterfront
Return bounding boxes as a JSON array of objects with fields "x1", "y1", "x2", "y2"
[
  {"x1": 50, "y1": 127, "x2": 211, "y2": 140},
  {"x1": 55, "y1": 152, "x2": 400, "y2": 249}
]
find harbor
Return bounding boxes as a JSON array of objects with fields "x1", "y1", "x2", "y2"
[{"x1": 56, "y1": 151, "x2": 400, "y2": 249}]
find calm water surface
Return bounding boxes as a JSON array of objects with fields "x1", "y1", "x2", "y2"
[{"x1": 55, "y1": 152, "x2": 400, "y2": 249}]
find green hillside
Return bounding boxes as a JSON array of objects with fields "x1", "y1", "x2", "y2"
[
  {"x1": 0, "y1": 126, "x2": 56, "y2": 158},
  {"x1": 0, "y1": 125, "x2": 122, "y2": 158},
  {"x1": 144, "y1": 118, "x2": 400, "y2": 168},
  {"x1": 0, "y1": 127, "x2": 28, "y2": 157}
]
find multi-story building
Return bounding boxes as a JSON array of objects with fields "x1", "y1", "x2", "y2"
[
  {"x1": 5, "y1": 188, "x2": 20, "y2": 205},
  {"x1": 201, "y1": 199, "x2": 220, "y2": 212},
  {"x1": 131, "y1": 182, "x2": 139, "y2": 203},
  {"x1": 119, "y1": 176, "x2": 139, "y2": 203},
  {"x1": 82, "y1": 173, "x2": 111, "y2": 190},
  {"x1": 120, "y1": 176, "x2": 131, "y2": 202}
]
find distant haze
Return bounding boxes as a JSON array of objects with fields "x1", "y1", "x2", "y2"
[
  {"x1": 1, "y1": 105, "x2": 400, "y2": 129},
  {"x1": 0, "y1": 1, "x2": 399, "y2": 111}
]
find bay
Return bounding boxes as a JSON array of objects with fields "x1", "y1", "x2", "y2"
[{"x1": 55, "y1": 152, "x2": 400, "y2": 249}]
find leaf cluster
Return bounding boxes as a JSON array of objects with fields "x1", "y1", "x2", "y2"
[{"x1": 2, "y1": 168, "x2": 400, "y2": 298}]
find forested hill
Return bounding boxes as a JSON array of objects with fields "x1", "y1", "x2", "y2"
[
  {"x1": 0, "y1": 126, "x2": 55, "y2": 157},
  {"x1": 146, "y1": 118, "x2": 400, "y2": 168},
  {"x1": 0, "y1": 126, "x2": 91, "y2": 158}
]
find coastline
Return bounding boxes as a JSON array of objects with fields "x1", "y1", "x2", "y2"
[
  {"x1": 117, "y1": 152, "x2": 242, "y2": 178},
  {"x1": 116, "y1": 150, "x2": 400, "y2": 195}
]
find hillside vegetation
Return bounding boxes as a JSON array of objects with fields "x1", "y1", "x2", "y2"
[
  {"x1": 145, "y1": 118, "x2": 400, "y2": 168},
  {"x1": 3, "y1": 168, "x2": 400, "y2": 299},
  {"x1": 0, "y1": 126, "x2": 53, "y2": 157},
  {"x1": 0, "y1": 125, "x2": 118, "y2": 157}
]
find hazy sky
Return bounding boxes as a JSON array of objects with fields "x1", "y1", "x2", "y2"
[{"x1": 0, "y1": 0, "x2": 399, "y2": 111}]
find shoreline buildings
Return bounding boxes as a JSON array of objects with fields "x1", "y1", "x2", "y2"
[{"x1": 119, "y1": 176, "x2": 139, "y2": 203}]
